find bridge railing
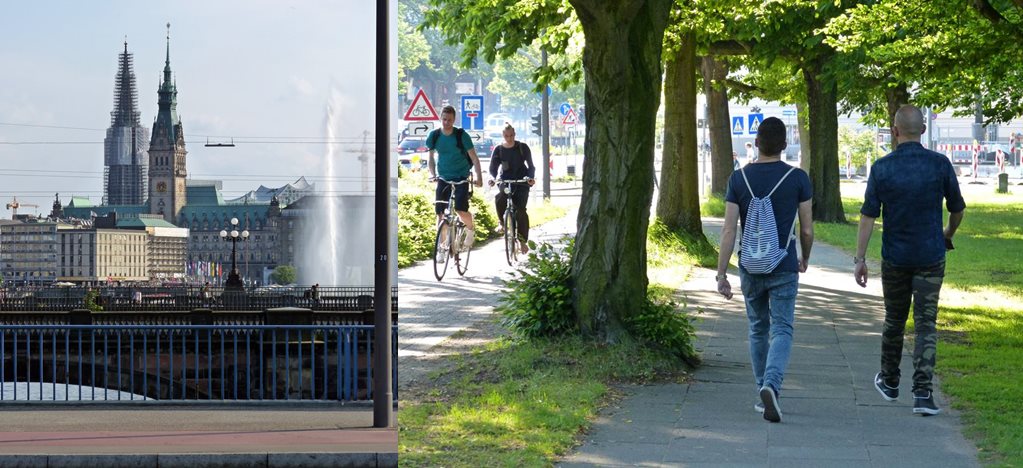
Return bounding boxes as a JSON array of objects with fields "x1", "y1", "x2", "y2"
[
  {"x1": 0, "y1": 286, "x2": 399, "y2": 312},
  {"x1": 0, "y1": 324, "x2": 397, "y2": 403}
]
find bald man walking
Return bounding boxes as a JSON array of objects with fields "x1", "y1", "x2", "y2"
[{"x1": 854, "y1": 105, "x2": 966, "y2": 416}]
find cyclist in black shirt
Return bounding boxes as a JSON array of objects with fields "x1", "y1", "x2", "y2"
[{"x1": 487, "y1": 124, "x2": 536, "y2": 254}]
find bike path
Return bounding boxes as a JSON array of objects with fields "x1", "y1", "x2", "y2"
[
  {"x1": 560, "y1": 217, "x2": 979, "y2": 467},
  {"x1": 397, "y1": 198, "x2": 578, "y2": 387}
]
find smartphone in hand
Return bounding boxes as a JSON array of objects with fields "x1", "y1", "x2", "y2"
[{"x1": 945, "y1": 237, "x2": 955, "y2": 250}]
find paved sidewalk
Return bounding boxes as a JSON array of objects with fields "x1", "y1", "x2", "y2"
[
  {"x1": 0, "y1": 406, "x2": 396, "y2": 466},
  {"x1": 561, "y1": 218, "x2": 979, "y2": 467}
]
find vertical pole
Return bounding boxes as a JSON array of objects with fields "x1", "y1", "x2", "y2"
[
  {"x1": 374, "y1": 0, "x2": 394, "y2": 428},
  {"x1": 541, "y1": 49, "x2": 551, "y2": 200}
]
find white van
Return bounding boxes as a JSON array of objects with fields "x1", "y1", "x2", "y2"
[{"x1": 484, "y1": 113, "x2": 512, "y2": 140}]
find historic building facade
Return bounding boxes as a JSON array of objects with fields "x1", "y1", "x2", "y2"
[{"x1": 148, "y1": 27, "x2": 188, "y2": 224}]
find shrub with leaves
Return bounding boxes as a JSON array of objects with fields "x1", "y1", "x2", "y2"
[
  {"x1": 497, "y1": 239, "x2": 577, "y2": 338},
  {"x1": 398, "y1": 192, "x2": 437, "y2": 267},
  {"x1": 469, "y1": 188, "x2": 497, "y2": 242},
  {"x1": 622, "y1": 290, "x2": 700, "y2": 366},
  {"x1": 84, "y1": 289, "x2": 103, "y2": 312}
]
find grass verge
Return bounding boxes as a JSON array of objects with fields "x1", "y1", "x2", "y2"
[
  {"x1": 400, "y1": 221, "x2": 704, "y2": 466},
  {"x1": 813, "y1": 194, "x2": 1023, "y2": 465},
  {"x1": 399, "y1": 335, "x2": 689, "y2": 467}
]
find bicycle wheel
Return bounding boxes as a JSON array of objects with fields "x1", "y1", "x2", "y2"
[
  {"x1": 433, "y1": 219, "x2": 450, "y2": 281},
  {"x1": 503, "y1": 208, "x2": 515, "y2": 266},
  {"x1": 455, "y1": 222, "x2": 471, "y2": 276}
]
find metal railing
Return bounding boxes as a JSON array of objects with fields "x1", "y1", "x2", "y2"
[
  {"x1": 0, "y1": 324, "x2": 397, "y2": 403},
  {"x1": 0, "y1": 286, "x2": 399, "y2": 312}
]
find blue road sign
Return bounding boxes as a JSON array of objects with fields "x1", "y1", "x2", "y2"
[
  {"x1": 782, "y1": 109, "x2": 796, "y2": 117},
  {"x1": 559, "y1": 103, "x2": 572, "y2": 116},
  {"x1": 461, "y1": 95, "x2": 484, "y2": 130},
  {"x1": 748, "y1": 113, "x2": 764, "y2": 135},
  {"x1": 731, "y1": 116, "x2": 744, "y2": 135},
  {"x1": 536, "y1": 85, "x2": 552, "y2": 99}
]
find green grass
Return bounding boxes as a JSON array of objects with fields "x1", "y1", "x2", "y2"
[
  {"x1": 700, "y1": 193, "x2": 726, "y2": 217},
  {"x1": 529, "y1": 201, "x2": 569, "y2": 228},
  {"x1": 400, "y1": 218, "x2": 702, "y2": 467},
  {"x1": 812, "y1": 193, "x2": 1023, "y2": 465},
  {"x1": 398, "y1": 336, "x2": 689, "y2": 467},
  {"x1": 938, "y1": 305, "x2": 1023, "y2": 466}
]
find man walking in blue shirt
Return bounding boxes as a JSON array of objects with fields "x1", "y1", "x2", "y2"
[
  {"x1": 854, "y1": 104, "x2": 966, "y2": 416},
  {"x1": 716, "y1": 117, "x2": 814, "y2": 423}
]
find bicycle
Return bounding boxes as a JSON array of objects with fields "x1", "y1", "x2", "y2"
[
  {"x1": 494, "y1": 178, "x2": 532, "y2": 266},
  {"x1": 432, "y1": 177, "x2": 472, "y2": 281}
]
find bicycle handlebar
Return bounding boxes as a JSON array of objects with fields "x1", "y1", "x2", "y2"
[
  {"x1": 494, "y1": 178, "x2": 532, "y2": 184},
  {"x1": 432, "y1": 177, "x2": 471, "y2": 185}
]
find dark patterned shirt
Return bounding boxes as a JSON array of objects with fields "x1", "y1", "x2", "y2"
[{"x1": 861, "y1": 141, "x2": 966, "y2": 267}]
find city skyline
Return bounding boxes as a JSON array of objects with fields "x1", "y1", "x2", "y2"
[{"x1": 0, "y1": 1, "x2": 394, "y2": 219}]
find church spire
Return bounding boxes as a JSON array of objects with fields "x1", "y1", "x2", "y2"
[{"x1": 161, "y1": 23, "x2": 174, "y2": 94}]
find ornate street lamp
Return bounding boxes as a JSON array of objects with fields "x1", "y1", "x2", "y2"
[{"x1": 220, "y1": 217, "x2": 249, "y2": 291}]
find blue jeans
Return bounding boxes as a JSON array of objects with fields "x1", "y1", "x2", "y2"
[{"x1": 739, "y1": 270, "x2": 799, "y2": 395}]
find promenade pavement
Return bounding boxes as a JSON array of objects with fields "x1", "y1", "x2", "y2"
[
  {"x1": 0, "y1": 405, "x2": 396, "y2": 466},
  {"x1": 561, "y1": 218, "x2": 980, "y2": 467}
]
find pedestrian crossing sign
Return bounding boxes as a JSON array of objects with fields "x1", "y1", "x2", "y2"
[
  {"x1": 732, "y1": 116, "x2": 744, "y2": 135},
  {"x1": 748, "y1": 113, "x2": 764, "y2": 135}
]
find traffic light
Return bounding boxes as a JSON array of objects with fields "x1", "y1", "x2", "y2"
[{"x1": 531, "y1": 113, "x2": 542, "y2": 136}]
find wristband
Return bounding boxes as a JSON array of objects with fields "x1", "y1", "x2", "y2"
[
  {"x1": 853, "y1": 256, "x2": 865, "y2": 264},
  {"x1": 715, "y1": 274, "x2": 727, "y2": 281}
]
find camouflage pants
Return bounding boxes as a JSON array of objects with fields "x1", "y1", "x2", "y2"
[{"x1": 880, "y1": 260, "x2": 945, "y2": 393}]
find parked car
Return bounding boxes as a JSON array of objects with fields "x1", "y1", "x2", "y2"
[
  {"x1": 475, "y1": 137, "x2": 496, "y2": 159},
  {"x1": 396, "y1": 137, "x2": 428, "y2": 156}
]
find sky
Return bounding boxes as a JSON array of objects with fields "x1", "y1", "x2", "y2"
[{"x1": 0, "y1": 0, "x2": 398, "y2": 218}]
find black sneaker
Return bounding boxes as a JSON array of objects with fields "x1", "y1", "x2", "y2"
[
  {"x1": 913, "y1": 390, "x2": 941, "y2": 416},
  {"x1": 759, "y1": 386, "x2": 782, "y2": 423},
  {"x1": 754, "y1": 401, "x2": 765, "y2": 413},
  {"x1": 874, "y1": 372, "x2": 899, "y2": 402}
]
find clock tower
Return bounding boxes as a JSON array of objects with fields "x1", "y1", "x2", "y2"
[{"x1": 148, "y1": 23, "x2": 187, "y2": 224}]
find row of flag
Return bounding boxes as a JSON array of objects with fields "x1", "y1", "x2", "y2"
[{"x1": 187, "y1": 261, "x2": 223, "y2": 278}]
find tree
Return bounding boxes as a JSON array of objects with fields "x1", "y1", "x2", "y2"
[
  {"x1": 424, "y1": 0, "x2": 673, "y2": 342},
  {"x1": 398, "y1": 0, "x2": 431, "y2": 96},
  {"x1": 701, "y1": 55, "x2": 734, "y2": 196},
  {"x1": 569, "y1": 0, "x2": 673, "y2": 341},
  {"x1": 838, "y1": 125, "x2": 875, "y2": 172},
  {"x1": 656, "y1": 27, "x2": 704, "y2": 237},
  {"x1": 706, "y1": 1, "x2": 851, "y2": 222},
  {"x1": 270, "y1": 265, "x2": 297, "y2": 285}
]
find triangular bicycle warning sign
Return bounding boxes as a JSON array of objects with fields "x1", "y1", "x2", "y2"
[
  {"x1": 404, "y1": 89, "x2": 440, "y2": 121},
  {"x1": 562, "y1": 108, "x2": 578, "y2": 125}
]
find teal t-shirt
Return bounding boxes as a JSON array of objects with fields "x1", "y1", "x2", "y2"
[{"x1": 428, "y1": 128, "x2": 475, "y2": 180}]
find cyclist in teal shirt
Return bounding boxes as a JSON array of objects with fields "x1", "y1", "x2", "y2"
[{"x1": 427, "y1": 105, "x2": 483, "y2": 250}]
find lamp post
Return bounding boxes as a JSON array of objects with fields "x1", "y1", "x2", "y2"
[{"x1": 219, "y1": 217, "x2": 249, "y2": 291}]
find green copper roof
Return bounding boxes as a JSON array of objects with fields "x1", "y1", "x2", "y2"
[
  {"x1": 186, "y1": 184, "x2": 224, "y2": 205},
  {"x1": 63, "y1": 204, "x2": 149, "y2": 219},
  {"x1": 67, "y1": 197, "x2": 94, "y2": 208}
]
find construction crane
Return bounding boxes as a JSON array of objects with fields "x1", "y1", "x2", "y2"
[{"x1": 6, "y1": 197, "x2": 39, "y2": 218}]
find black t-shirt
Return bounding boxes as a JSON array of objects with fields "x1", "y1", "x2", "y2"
[{"x1": 488, "y1": 142, "x2": 536, "y2": 180}]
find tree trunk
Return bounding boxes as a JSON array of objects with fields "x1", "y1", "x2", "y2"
[
  {"x1": 702, "y1": 56, "x2": 734, "y2": 196},
  {"x1": 802, "y1": 58, "x2": 846, "y2": 223},
  {"x1": 885, "y1": 83, "x2": 910, "y2": 129},
  {"x1": 656, "y1": 33, "x2": 704, "y2": 237},
  {"x1": 796, "y1": 101, "x2": 811, "y2": 173},
  {"x1": 569, "y1": 0, "x2": 672, "y2": 342}
]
